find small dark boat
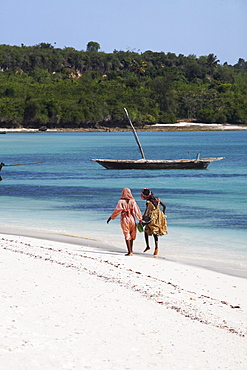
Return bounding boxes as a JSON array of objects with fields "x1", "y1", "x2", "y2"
[
  {"x1": 0, "y1": 161, "x2": 43, "y2": 180},
  {"x1": 92, "y1": 108, "x2": 224, "y2": 170}
]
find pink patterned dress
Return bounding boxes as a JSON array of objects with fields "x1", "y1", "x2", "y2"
[{"x1": 110, "y1": 197, "x2": 142, "y2": 241}]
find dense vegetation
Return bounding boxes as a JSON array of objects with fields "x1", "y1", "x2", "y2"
[{"x1": 0, "y1": 42, "x2": 247, "y2": 129}]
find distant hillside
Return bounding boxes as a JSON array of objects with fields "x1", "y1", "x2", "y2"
[{"x1": 0, "y1": 43, "x2": 247, "y2": 129}]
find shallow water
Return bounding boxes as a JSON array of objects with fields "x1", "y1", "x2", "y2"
[{"x1": 1, "y1": 131, "x2": 246, "y2": 277}]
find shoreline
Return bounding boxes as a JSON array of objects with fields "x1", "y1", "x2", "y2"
[
  {"x1": 1, "y1": 231, "x2": 246, "y2": 368},
  {"x1": 1, "y1": 226, "x2": 246, "y2": 280},
  {"x1": 0, "y1": 122, "x2": 247, "y2": 133}
]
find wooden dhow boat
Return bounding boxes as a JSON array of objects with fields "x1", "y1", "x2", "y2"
[{"x1": 92, "y1": 108, "x2": 224, "y2": 170}]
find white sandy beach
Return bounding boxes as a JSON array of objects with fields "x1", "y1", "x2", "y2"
[
  {"x1": 154, "y1": 122, "x2": 247, "y2": 130},
  {"x1": 0, "y1": 233, "x2": 246, "y2": 369},
  {"x1": 0, "y1": 122, "x2": 247, "y2": 134}
]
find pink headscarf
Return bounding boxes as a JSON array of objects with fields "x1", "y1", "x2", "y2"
[{"x1": 121, "y1": 188, "x2": 135, "y2": 200}]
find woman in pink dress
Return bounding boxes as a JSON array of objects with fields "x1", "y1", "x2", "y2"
[{"x1": 107, "y1": 188, "x2": 143, "y2": 256}]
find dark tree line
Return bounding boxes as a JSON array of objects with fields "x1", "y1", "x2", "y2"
[{"x1": 0, "y1": 42, "x2": 247, "y2": 129}]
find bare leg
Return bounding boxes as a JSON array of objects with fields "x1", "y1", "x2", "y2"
[
  {"x1": 125, "y1": 239, "x2": 133, "y2": 256},
  {"x1": 130, "y1": 239, "x2": 133, "y2": 250},
  {"x1": 143, "y1": 232, "x2": 150, "y2": 252},
  {"x1": 153, "y1": 235, "x2": 159, "y2": 256}
]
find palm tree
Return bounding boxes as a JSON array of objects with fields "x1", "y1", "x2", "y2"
[
  {"x1": 207, "y1": 54, "x2": 219, "y2": 80},
  {"x1": 130, "y1": 59, "x2": 147, "y2": 75}
]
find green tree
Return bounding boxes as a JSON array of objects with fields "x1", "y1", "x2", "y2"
[
  {"x1": 130, "y1": 59, "x2": 147, "y2": 75},
  {"x1": 86, "y1": 41, "x2": 100, "y2": 52},
  {"x1": 23, "y1": 101, "x2": 40, "y2": 121},
  {"x1": 206, "y1": 53, "x2": 219, "y2": 80}
]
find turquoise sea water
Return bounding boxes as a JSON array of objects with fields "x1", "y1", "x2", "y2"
[{"x1": 1, "y1": 131, "x2": 246, "y2": 277}]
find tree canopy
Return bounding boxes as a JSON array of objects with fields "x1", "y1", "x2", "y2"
[
  {"x1": 0, "y1": 43, "x2": 246, "y2": 129},
  {"x1": 86, "y1": 41, "x2": 101, "y2": 52}
]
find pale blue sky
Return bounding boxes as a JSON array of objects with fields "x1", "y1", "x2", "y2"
[{"x1": 1, "y1": 0, "x2": 246, "y2": 65}]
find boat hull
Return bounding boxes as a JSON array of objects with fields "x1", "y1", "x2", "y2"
[{"x1": 91, "y1": 158, "x2": 224, "y2": 170}]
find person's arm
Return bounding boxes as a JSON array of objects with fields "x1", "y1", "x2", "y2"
[
  {"x1": 107, "y1": 200, "x2": 122, "y2": 223},
  {"x1": 133, "y1": 201, "x2": 143, "y2": 222},
  {"x1": 160, "y1": 200, "x2": 166, "y2": 213},
  {"x1": 143, "y1": 202, "x2": 150, "y2": 218}
]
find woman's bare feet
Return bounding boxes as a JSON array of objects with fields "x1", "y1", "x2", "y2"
[
  {"x1": 125, "y1": 253, "x2": 133, "y2": 256},
  {"x1": 153, "y1": 248, "x2": 159, "y2": 256},
  {"x1": 143, "y1": 246, "x2": 150, "y2": 253}
]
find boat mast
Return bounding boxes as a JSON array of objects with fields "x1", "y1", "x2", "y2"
[{"x1": 124, "y1": 108, "x2": 146, "y2": 160}]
